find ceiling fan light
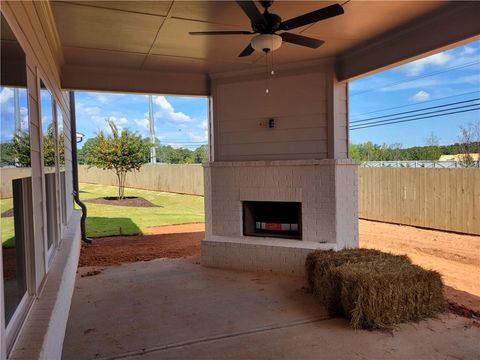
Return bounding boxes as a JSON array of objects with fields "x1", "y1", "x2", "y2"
[{"x1": 251, "y1": 34, "x2": 282, "y2": 53}]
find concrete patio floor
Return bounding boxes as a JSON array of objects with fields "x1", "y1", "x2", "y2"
[{"x1": 63, "y1": 258, "x2": 480, "y2": 360}]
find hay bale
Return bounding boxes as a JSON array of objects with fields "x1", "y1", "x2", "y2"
[
  {"x1": 334, "y1": 261, "x2": 446, "y2": 330},
  {"x1": 306, "y1": 249, "x2": 409, "y2": 316},
  {"x1": 306, "y1": 249, "x2": 381, "y2": 290}
]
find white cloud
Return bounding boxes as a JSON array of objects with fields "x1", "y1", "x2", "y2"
[
  {"x1": 89, "y1": 115, "x2": 129, "y2": 134},
  {"x1": 399, "y1": 52, "x2": 452, "y2": 76},
  {"x1": 76, "y1": 102, "x2": 101, "y2": 116},
  {"x1": 0, "y1": 87, "x2": 14, "y2": 104},
  {"x1": 460, "y1": 46, "x2": 476, "y2": 56},
  {"x1": 410, "y1": 90, "x2": 431, "y2": 102},
  {"x1": 187, "y1": 131, "x2": 208, "y2": 142},
  {"x1": 86, "y1": 92, "x2": 127, "y2": 104},
  {"x1": 381, "y1": 78, "x2": 440, "y2": 92},
  {"x1": 454, "y1": 74, "x2": 480, "y2": 85},
  {"x1": 85, "y1": 106, "x2": 100, "y2": 115},
  {"x1": 135, "y1": 118, "x2": 150, "y2": 131},
  {"x1": 153, "y1": 96, "x2": 191, "y2": 122}
]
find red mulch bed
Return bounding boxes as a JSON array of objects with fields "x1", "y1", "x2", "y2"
[
  {"x1": 1, "y1": 208, "x2": 14, "y2": 217},
  {"x1": 79, "y1": 224, "x2": 204, "y2": 267},
  {"x1": 84, "y1": 196, "x2": 159, "y2": 208}
]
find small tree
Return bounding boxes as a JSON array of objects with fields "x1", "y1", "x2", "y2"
[
  {"x1": 87, "y1": 120, "x2": 149, "y2": 199},
  {"x1": 457, "y1": 121, "x2": 480, "y2": 168}
]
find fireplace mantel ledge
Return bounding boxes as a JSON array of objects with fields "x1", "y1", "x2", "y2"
[{"x1": 203, "y1": 159, "x2": 358, "y2": 168}]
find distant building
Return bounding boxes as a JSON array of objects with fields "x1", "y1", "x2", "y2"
[{"x1": 439, "y1": 154, "x2": 480, "y2": 161}]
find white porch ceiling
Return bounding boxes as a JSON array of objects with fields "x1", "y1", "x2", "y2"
[{"x1": 51, "y1": 0, "x2": 451, "y2": 76}]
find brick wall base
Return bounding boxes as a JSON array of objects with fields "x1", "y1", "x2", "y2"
[{"x1": 202, "y1": 236, "x2": 336, "y2": 275}]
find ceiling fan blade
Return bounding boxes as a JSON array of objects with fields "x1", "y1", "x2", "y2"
[
  {"x1": 236, "y1": 1, "x2": 268, "y2": 31},
  {"x1": 280, "y1": 32, "x2": 324, "y2": 48},
  {"x1": 279, "y1": 3, "x2": 344, "y2": 31},
  {"x1": 189, "y1": 31, "x2": 253, "y2": 35},
  {"x1": 238, "y1": 43, "x2": 255, "y2": 57}
]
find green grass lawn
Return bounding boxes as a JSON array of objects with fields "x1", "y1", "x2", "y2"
[
  {"x1": 1, "y1": 183, "x2": 204, "y2": 246},
  {"x1": 0, "y1": 198, "x2": 14, "y2": 248},
  {"x1": 79, "y1": 183, "x2": 204, "y2": 237}
]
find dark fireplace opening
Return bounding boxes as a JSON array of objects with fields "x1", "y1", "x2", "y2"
[{"x1": 243, "y1": 201, "x2": 302, "y2": 240}]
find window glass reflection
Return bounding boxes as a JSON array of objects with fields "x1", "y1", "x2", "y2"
[
  {"x1": 1, "y1": 13, "x2": 31, "y2": 326},
  {"x1": 40, "y1": 82, "x2": 55, "y2": 173}
]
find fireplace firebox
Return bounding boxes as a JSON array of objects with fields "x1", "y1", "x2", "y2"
[{"x1": 243, "y1": 201, "x2": 302, "y2": 240}]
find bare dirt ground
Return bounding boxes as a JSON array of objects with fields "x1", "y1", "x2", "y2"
[
  {"x1": 79, "y1": 224, "x2": 203, "y2": 267},
  {"x1": 359, "y1": 219, "x2": 480, "y2": 316},
  {"x1": 79, "y1": 221, "x2": 480, "y2": 316}
]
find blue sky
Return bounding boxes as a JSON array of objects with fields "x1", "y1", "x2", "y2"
[
  {"x1": 349, "y1": 40, "x2": 479, "y2": 147},
  {"x1": 3, "y1": 40, "x2": 474, "y2": 149},
  {"x1": 0, "y1": 88, "x2": 29, "y2": 142},
  {"x1": 74, "y1": 92, "x2": 208, "y2": 149}
]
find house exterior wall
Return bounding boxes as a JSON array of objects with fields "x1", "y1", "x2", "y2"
[
  {"x1": 211, "y1": 63, "x2": 348, "y2": 162},
  {"x1": 1, "y1": 2, "x2": 79, "y2": 359}
]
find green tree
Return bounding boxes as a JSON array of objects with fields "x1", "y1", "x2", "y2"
[
  {"x1": 0, "y1": 142, "x2": 15, "y2": 166},
  {"x1": 417, "y1": 133, "x2": 441, "y2": 160},
  {"x1": 78, "y1": 137, "x2": 100, "y2": 165},
  {"x1": 193, "y1": 144, "x2": 208, "y2": 163},
  {"x1": 11, "y1": 131, "x2": 31, "y2": 167},
  {"x1": 87, "y1": 120, "x2": 149, "y2": 199},
  {"x1": 43, "y1": 124, "x2": 56, "y2": 167}
]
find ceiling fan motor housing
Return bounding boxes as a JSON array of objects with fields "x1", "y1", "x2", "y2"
[{"x1": 251, "y1": 34, "x2": 282, "y2": 53}]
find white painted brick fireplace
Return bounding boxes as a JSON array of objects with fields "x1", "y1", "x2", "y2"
[
  {"x1": 202, "y1": 61, "x2": 359, "y2": 275},
  {"x1": 202, "y1": 159, "x2": 358, "y2": 274}
]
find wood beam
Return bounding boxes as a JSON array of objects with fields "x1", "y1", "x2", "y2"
[
  {"x1": 61, "y1": 65, "x2": 210, "y2": 96},
  {"x1": 336, "y1": 2, "x2": 480, "y2": 81}
]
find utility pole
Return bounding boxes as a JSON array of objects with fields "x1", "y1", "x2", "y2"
[
  {"x1": 13, "y1": 88, "x2": 21, "y2": 166},
  {"x1": 14, "y1": 88, "x2": 21, "y2": 134},
  {"x1": 148, "y1": 95, "x2": 156, "y2": 164}
]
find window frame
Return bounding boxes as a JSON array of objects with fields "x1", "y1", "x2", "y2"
[{"x1": 37, "y1": 75, "x2": 59, "y2": 264}]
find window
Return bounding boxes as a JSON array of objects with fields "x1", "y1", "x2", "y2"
[
  {"x1": 1, "y1": 13, "x2": 34, "y2": 345},
  {"x1": 57, "y1": 105, "x2": 67, "y2": 227},
  {"x1": 40, "y1": 81, "x2": 58, "y2": 251}
]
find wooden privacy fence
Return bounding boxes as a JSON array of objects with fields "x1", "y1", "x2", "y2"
[
  {"x1": 78, "y1": 164, "x2": 204, "y2": 196},
  {"x1": 359, "y1": 168, "x2": 480, "y2": 235},
  {"x1": 77, "y1": 165, "x2": 479, "y2": 235}
]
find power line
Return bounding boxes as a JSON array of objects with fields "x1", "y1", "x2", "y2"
[
  {"x1": 349, "y1": 61, "x2": 480, "y2": 97},
  {"x1": 350, "y1": 90, "x2": 480, "y2": 119},
  {"x1": 350, "y1": 107, "x2": 480, "y2": 130},
  {"x1": 350, "y1": 98, "x2": 480, "y2": 124},
  {"x1": 351, "y1": 103, "x2": 479, "y2": 128}
]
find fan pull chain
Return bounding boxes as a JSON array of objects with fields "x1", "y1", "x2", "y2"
[
  {"x1": 271, "y1": 49, "x2": 275, "y2": 76},
  {"x1": 265, "y1": 49, "x2": 276, "y2": 95},
  {"x1": 265, "y1": 51, "x2": 270, "y2": 94}
]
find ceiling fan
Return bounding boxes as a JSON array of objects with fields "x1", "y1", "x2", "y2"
[{"x1": 189, "y1": 1, "x2": 344, "y2": 57}]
